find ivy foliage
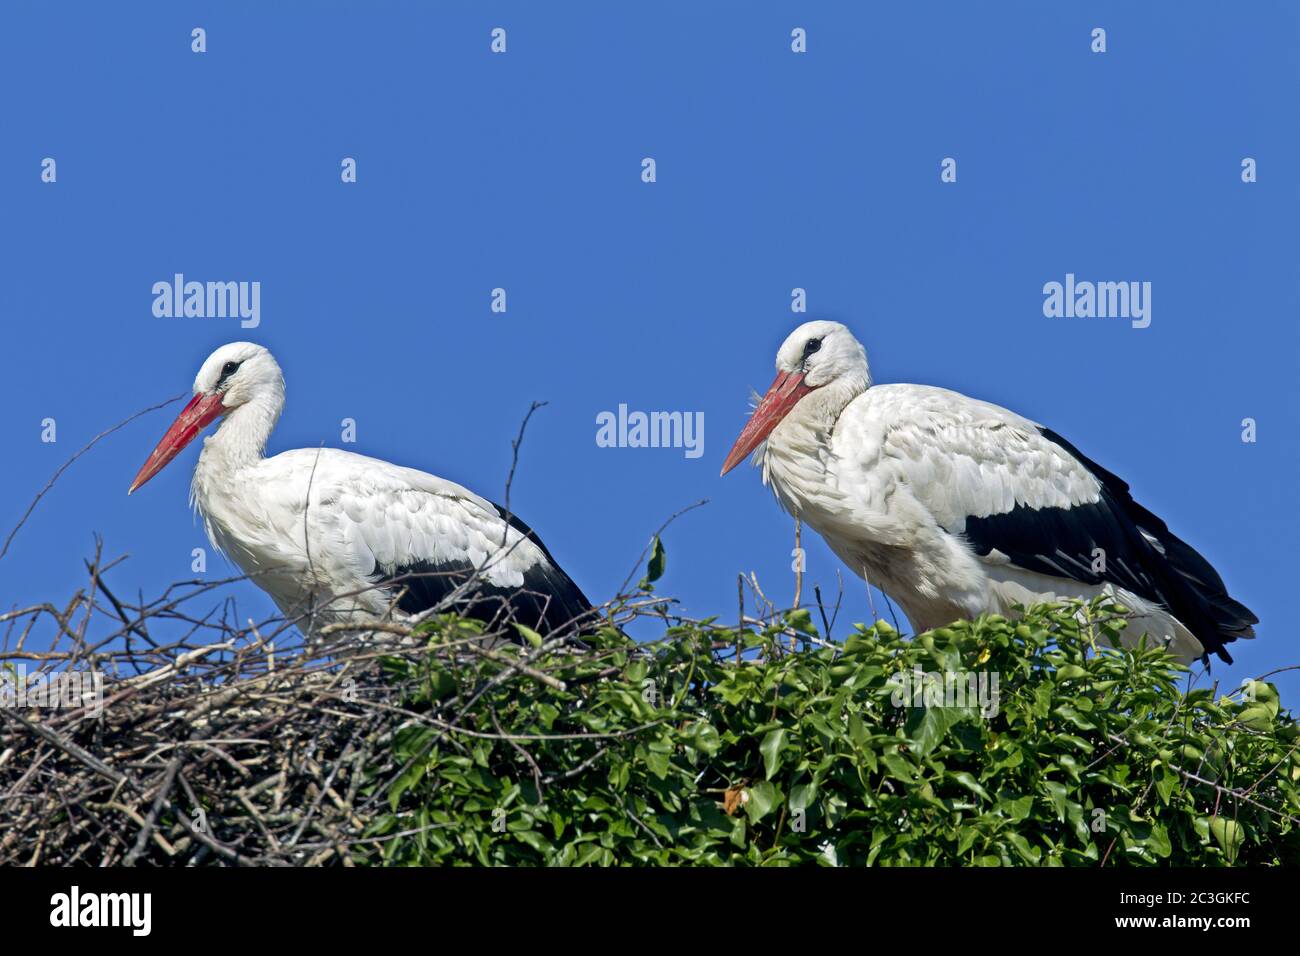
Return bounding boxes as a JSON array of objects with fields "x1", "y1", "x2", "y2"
[{"x1": 363, "y1": 600, "x2": 1299, "y2": 866}]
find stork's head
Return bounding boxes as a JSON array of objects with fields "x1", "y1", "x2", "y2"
[
  {"x1": 128, "y1": 342, "x2": 284, "y2": 494},
  {"x1": 720, "y1": 321, "x2": 870, "y2": 476}
]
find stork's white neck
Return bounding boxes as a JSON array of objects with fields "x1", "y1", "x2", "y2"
[
  {"x1": 760, "y1": 375, "x2": 867, "y2": 518},
  {"x1": 197, "y1": 390, "x2": 283, "y2": 475}
]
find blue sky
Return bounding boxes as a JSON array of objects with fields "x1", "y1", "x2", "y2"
[{"x1": 2, "y1": 2, "x2": 1297, "y2": 704}]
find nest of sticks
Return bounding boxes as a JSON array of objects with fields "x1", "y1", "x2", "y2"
[{"x1": 0, "y1": 547, "x2": 608, "y2": 867}]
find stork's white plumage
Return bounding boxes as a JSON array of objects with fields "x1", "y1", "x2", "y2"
[
  {"x1": 721, "y1": 321, "x2": 1257, "y2": 664},
  {"x1": 129, "y1": 343, "x2": 593, "y2": 639}
]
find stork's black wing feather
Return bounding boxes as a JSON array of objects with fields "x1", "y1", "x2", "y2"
[
  {"x1": 372, "y1": 501, "x2": 595, "y2": 638},
  {"x1": 959, "y1": 427, "x2": 1256, "y2": 664}
]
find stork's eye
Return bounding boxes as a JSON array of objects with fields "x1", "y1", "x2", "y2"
[
  {"x1": 802, "y1": 338, "x2": 822, "y2": 361},
  {"x1": 217, "y1": 361, "x2": 242, "y2": 386}
]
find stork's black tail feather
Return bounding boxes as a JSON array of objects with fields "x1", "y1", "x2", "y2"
[{"x1": 1041, "y1": 428, "x2": 1258, "y2": 664}]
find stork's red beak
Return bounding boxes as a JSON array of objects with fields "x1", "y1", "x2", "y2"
[
  {"x1": 720, "y1": 370, "x2": 815, "y2": 476},
  {"x1": 128, "y1": 393, "x2": 227, "y2": 495}
]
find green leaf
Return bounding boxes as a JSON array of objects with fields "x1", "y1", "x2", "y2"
[
  {"x1": 843, "y1": 630, "x2": 876, "y2": 657},
  {"x1": 1000, "y1": 794, "x2": 1033, "y2": 822},
  {"x1": 645, "y1": 751, "x2": 671, "y2": 780},
  {"x1": 512, "y1": 623, "x2": 543, "y2": 649},
  {"x1": 947, "y1": 771, "x2": 988, "y2": 801},
  {"x1": 1242, "y1": 680, "x2": 1280, "y2": 716},
  {"x1": 1238, "y1": 704, "x2": 1275, "y2": 731},
  {"x1": 1147, "y1": 822, "x2": 1172, "y2": 859},
  {"x1": 684, "y1": 721, "x2": 721, "y2": 757},
  {"x1": 904, "y1": 705, "x2": 966, "y2": 756},
  {"x1": 427, "y1": 668, "x2": 457, "y2": 701},
  {"x1": 789, "y1": 781, "x2": 818, "y2": 812},
  {"x1": 784, "y1": 608, "x2": 816, "y2": 635},
  {"x1": 957, "y1": 827, "x2": 980, "y2": 855},
  {"x1": 881, "y1": 753, "x2": 916, "y2": 783},
  {"x1": 1005, "y1": 832, "x2": 1040, "y2": 864},
  {"x1": 744, "y1": 782, "x2": 778, "y2": 823},
  {"x1": 638, "y1": 535, "x2": 666, "y2": 589},
  {"x1": 760, "y1": 728, "x2": 788, "y2": 780},
  {"x1": 1209, "y1": 816, "x2": 1245, "y2": 860},
  {"x1": 1053, "y1": 703, "x2": 1096, "y2": 731},
  {"x1": 388, "y1": 762, "x2": 426, "y2": 811}
]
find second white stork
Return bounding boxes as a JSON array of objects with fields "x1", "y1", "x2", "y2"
[
  {"x1": 128, "y1": 342, "x2": 594, "y2": 640},
  {"x1": 721, "y1": 320, "x2": 1257, "y2": 664}
]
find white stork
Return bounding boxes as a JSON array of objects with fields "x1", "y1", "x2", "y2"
[
  {"x1": 721, "y1": 320, "x2": 1257, "y2": 664},
  {"x1": 128, "y1": 342, "x2": 594, "y2": 640}
]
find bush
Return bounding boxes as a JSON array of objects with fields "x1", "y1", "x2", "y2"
[{"x1": 371, "y1": 601, "x2": 1300, "y2": 866}]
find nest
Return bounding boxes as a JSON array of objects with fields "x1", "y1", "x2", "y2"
[
  {"x1": 4, "y1": 637, "x2": 423, "y2": 865},
  {"x1": 0, "y1": 548, "x2": 601, "y2": 866}
]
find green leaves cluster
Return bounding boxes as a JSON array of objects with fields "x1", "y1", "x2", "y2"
[{"x1": 362, "y1": 601, "x2": 1300, "y2": 866}]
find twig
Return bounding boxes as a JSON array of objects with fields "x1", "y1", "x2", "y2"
[
  {"x1": 0, "y1": 392, "x2": 186, "y2": 561},
  {"x1": 123, "y1": 758, "x2": 181, "y2": 866}
]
